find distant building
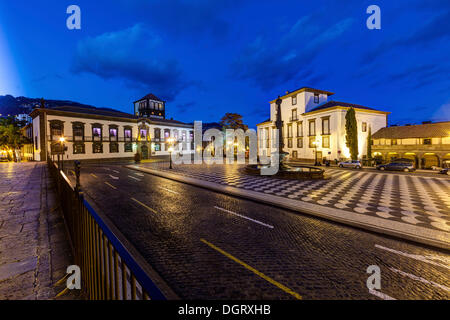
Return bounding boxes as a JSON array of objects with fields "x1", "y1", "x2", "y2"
[
  {"x1": 15, "y1": 113, "x2": 32, "y2": 123},
  {"x1": 372, "y1": 121, "x2": 450, "y2": 169},
  {"x1": 29, "y1": 93, "x2": 194, "y2": 162},
  {"x1": 257, "y1": 87, "x2": 389, "y2": 163}
]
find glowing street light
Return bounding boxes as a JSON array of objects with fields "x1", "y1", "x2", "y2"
[{"x1": 167, "y1": 137, "x2": 175, "y2": 169}]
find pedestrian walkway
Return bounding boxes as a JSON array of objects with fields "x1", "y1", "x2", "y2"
[
  {"x1": 129, "y1": 162, "x2": 450, "y2": 249},
  {"x1": 0, "y1": 162, "x2": 82, "y2": 300}
]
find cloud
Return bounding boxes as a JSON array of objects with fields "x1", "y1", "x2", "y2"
[
  {"x1": 174, "y1": 101, "x2": 196, "y2": 114},
  {"x1": 72, "y1": 24, "x2": 192, "y2": 101},
  {"x1": 361, "y1": 9, "x2": 450, "y2": 65},
  {"x1": 119, "y1": 0, "x2": 239, "y2": 39},
  {"x1": 431, "y1": 102, "x2": 450, "y2": 122},
  {"x1": 231, "y1": 16, "x2": 353, "y2": 90}
]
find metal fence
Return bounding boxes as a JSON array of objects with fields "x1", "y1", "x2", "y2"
[{"x1": 47, "y1": 158, "x2": 172, "y2": 300}]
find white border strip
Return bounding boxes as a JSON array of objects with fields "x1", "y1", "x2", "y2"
[{"x1": 214, "y1": 206, "x2": 274, "y2": 229}]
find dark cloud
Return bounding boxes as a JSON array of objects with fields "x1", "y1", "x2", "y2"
[
  {"x1": 72, "y1": 24, "x2": 192, "y2": 101},
  {"x1": 174, "y1": 101, "x2": 196, "y2": 114},
  {"x1": 361, "y1": 9, "x2": 450, "y2": 65},
  {"x1": 231, "y1": 15, "x2": 353, "y2": 90}
]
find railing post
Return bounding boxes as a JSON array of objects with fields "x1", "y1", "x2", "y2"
[{"x1": 74, "y1": 160, "x2": 82, "y2": 194}]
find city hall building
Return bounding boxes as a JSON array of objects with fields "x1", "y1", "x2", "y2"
[
  {"x1": 257, "y1": 87, "x2": 390, "y2": 163},
  {"x1": 30, "y1": 93, "x2": 194, "y2": 162}
]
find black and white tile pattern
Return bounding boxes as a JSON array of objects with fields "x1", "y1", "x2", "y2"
[{"x1": 142, "y1": 163, "x2": 450, "y2": 232}]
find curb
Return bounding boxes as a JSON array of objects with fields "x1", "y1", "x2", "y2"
[{"x1": 125, "y1": 165, "x2": 450, "y2": 251}]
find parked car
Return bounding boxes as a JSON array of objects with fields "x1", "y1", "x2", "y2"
[
  {"x1": 338, "y1": 160, "x2": 362, "y2": 169},
  {"x1": 376, "y1": 162, "x2": 416, "y2": 172},
  {"x1": 439, "y1": 168, "x2": 450, "y2": 175}
]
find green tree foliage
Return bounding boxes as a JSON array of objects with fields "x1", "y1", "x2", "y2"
[
  {"x1": 345, "y1": 108, "x2": 358, "y2": 160},
  {"x1": 367, "y1": 125, "x2": 372, "y2": 164},
  {"x1": 0, "y1": 117, "x2": 31, "y2": 161},
  {"x1": 219, "y1": 113, "x2": 248, "y2": 131}
]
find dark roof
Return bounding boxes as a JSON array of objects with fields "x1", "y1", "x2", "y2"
[
  {"x1": 256, "y1": 118, "x2": 271, "y2": 126},
  {"x1": 50, "y1": 105, "x2": 137, "y2": 119},
  {"x1": 32, "y1": 105, "x2": 193, "y2": 127},
  {"x1": 305, "y1": 101, "x2": 382, "y2": 114},
  {"x1": 134, "y1": 93, "x2": 164, "y2": 103},
  {"x1": 373, "y1": 121, "x2": 450, "y2": 139}
]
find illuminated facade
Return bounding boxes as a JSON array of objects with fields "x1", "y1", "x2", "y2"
[{"x1": 257, "y1": 87, "x2": 389, "y2": 163}]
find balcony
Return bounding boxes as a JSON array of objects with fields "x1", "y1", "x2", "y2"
[{"x1": 289, "y1": 116, "x2": 299, "y2": 122}]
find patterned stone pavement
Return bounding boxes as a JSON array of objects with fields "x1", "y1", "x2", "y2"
[
  {"x1": 0, "y1": 162, "x2": 82, "y2": 300},
  {"x1": 140, "y1": 162, "x2": 450, "y2": 233}
]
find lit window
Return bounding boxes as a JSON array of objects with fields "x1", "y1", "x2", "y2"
[{"x1": 323, "y1": 136, "x2": 330, "y2": 148}]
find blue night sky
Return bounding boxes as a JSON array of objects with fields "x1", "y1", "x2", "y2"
[{"x1": 0, "y1": 0, "x2": 449, "y2": 128}]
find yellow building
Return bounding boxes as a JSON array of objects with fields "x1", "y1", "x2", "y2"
[{"x1": 372, "y1": 121, "x2": 450, "y2": 169}]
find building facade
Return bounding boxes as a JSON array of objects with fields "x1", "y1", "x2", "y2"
[
  {"x1": 257, "y1": 87, "x2": 389, "y2": 163},
  {"x1": 372, "y1": 121, "x2": 450, "y2": 169},
  {"x1": 29, "y1": 94, "x2": 194, "y2": 162}
]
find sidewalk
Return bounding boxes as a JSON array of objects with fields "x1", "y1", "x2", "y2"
[
  {"x1": 0, "y1": 162, "x2": 82, "y2": 300},
  {"x1": 127, "y1": 162, "x2": 450, "y2": 250}
]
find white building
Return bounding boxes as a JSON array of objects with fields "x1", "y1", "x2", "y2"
[
  {"x1": 30, "y1": 93, "x2": 194, "y2": 162},
  {"x1": 15, "y1": 113, "x2": 32, "y2": 123},
  {"x1": 257, "y1": 87, "x2": 390, "y2": 163}
]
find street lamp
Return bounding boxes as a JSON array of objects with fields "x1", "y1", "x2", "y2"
[
  {"x1": 59, "y1": 136, "x2": 65, "y2": 171},
  {"x1": 167, "y1": 137, "x2": 175, "y2": 169}
]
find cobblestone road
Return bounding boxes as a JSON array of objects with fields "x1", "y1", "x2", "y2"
[
  {"x1": 140, "y1": 162, "x2": 450, "y2": 233},
  {"x1": 64, "y1": 163, "x2": 450, "y2": 300}
]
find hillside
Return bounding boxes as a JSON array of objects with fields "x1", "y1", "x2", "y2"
[{"x1": 0, "y1": 95, "x2": 97, "y2": 116}]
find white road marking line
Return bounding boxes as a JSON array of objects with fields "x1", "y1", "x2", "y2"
[
  {"x1": 389, "y1": 267, "x2": 450, "y2": 292},
  {"x1": 104, "y1": 182, "x2": 117, "y2": 190},
  {"x1": 128, "y1": 175, "x2": 141, "y2": 181},
  {"x1": 214, "y1": 206, "x2": 274, "y2": 229},
  {"x1": 368, "y1": 289, "x2": 396, "y2": 300},
  {"x1": 159, "y1": 186, "x2": 179, "y2": 194},
  {"x1": 112, "y1": 169, "x2": 120, "y2": 173},
  {"x1": 109, "y1": 175, "x2": 119, "y2": 180},
  {"x1": 134, "y1": 172, "x2": 145, "y2": 177},
  {"x1": 375, "y1": 244, "x2": 450, "y2": 270}
]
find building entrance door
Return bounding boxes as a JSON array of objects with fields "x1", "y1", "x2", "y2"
[
  {"x1": 316, "y1": 151, "x2": 322, "y2": 163},
  {"x1": 141, "y1": 145, "x2": 149, "y2": 159}
]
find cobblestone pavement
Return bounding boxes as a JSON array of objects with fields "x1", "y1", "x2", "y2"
[
  {"x1": 139, "y1": 162, "x2": 450, "y2": 233},
  {"x1": 0, "y1": 162, "x2": 82, "y2": 300},
  {"x1": 64, "y1": 163, "x2": 450, "y2": 300}
]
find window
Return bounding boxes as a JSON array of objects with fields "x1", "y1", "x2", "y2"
[
  {"x1": 362, "y1": 122, "x2": 367, "y2": 132},
  {"x1": 423, "y1": 138, "x2": 432, "y2": 145},
  {"x1": 322, "y1": 136, "x2": 330, "y2": 148},
  {"x1": 292, "y1": 95, "x2": 297, "y2": 105},
  {"x1": 297, "y1": 138, "x2": 303, "y2": 148},
  {"x1": 297, "y1": 122, "x2": 303, "y2": 137},
  {"x1": 93, "y1": 142, "x2": 103, "y2": 153},
  {"x1": 109, "y1": 127, "x2": 118, "y2": 141},
  {"x1": 154, "y1": 143, "x2": 161, "y2": 151},
  {"x1": 164, "y1": 129, "x2": 170, "y2": 139},
  {"x1": 291, "y1": 109, "x2": 297, "y2": 121},
  {"x1": 92, "y1": 126, "x2": 102, "y2": 141},
  {"x1": 189, "y1": 131, "x2": 194, "y2": 140},
  {"x1": 109, "y1": 142, "x2": 119, "y2": 153},
  {"x1": 292, "y1": 151, "x2": 298, "y2": 159},
  {"x1": 140, "y1": 129, "x2": 147, "y2": 139},
  {"x1": 73, "y1": 123, "x2": 84, "y2": 141},
  {"x1": 124, "y1": 128, "x2": 132, "y2": 141},
  {"x1": 182, "y1": 130, "x2": 187, "y2": 141},
  {"x1": 309, "y1": 120, "x2": 316, "y2": 136},
  {"x1": 73, "y1": 143, "x2": 85, "y2": 154},
  {"x1": 288, "y1": 138, "x2": 293, "y2": 148},
  {"x1": 287, "y1": 124, "x2": 293, "y2": 138},
  {"x1": 125, "y1": 143, "x2": 132, "y2": 152},
  {"x1": 314, "y1": 93, "x2": 319, "y2": 103},
  {"x1": 322, "y1": 117, "x2": 330, "y2": 135},
  {"x1": 154, "y1": 128, "x2": 161, "y2": 140},
  {"x1": 174, "y1": 129, "x2": 179, "y2": 140},
  {"x1": 50, "y1": 121, "x2": 63, "y2": 141},
  {"x1": 392, "y1": 139, "x2": 398, "y2": 145}
]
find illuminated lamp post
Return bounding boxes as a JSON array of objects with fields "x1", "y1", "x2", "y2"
[
  {"x1": 59, "y1": 136, "x2": 65, "y2": 171},
  {"x1": 167, "y1": 137, "x2": 175, "y2": 169}
]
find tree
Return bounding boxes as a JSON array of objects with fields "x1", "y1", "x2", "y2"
[
  {"x1": 367, "y1": 125, "x2": 372, "y2": 166},
  {"x1": 219, "y1": 113, "x2": 248, "y2": 131},
  {"x1": 0, "y1": 117, "x2": 31, "y2": 161},
  {"x1": 345, "y1": 108, "x2": 358, "y2": 160}
]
